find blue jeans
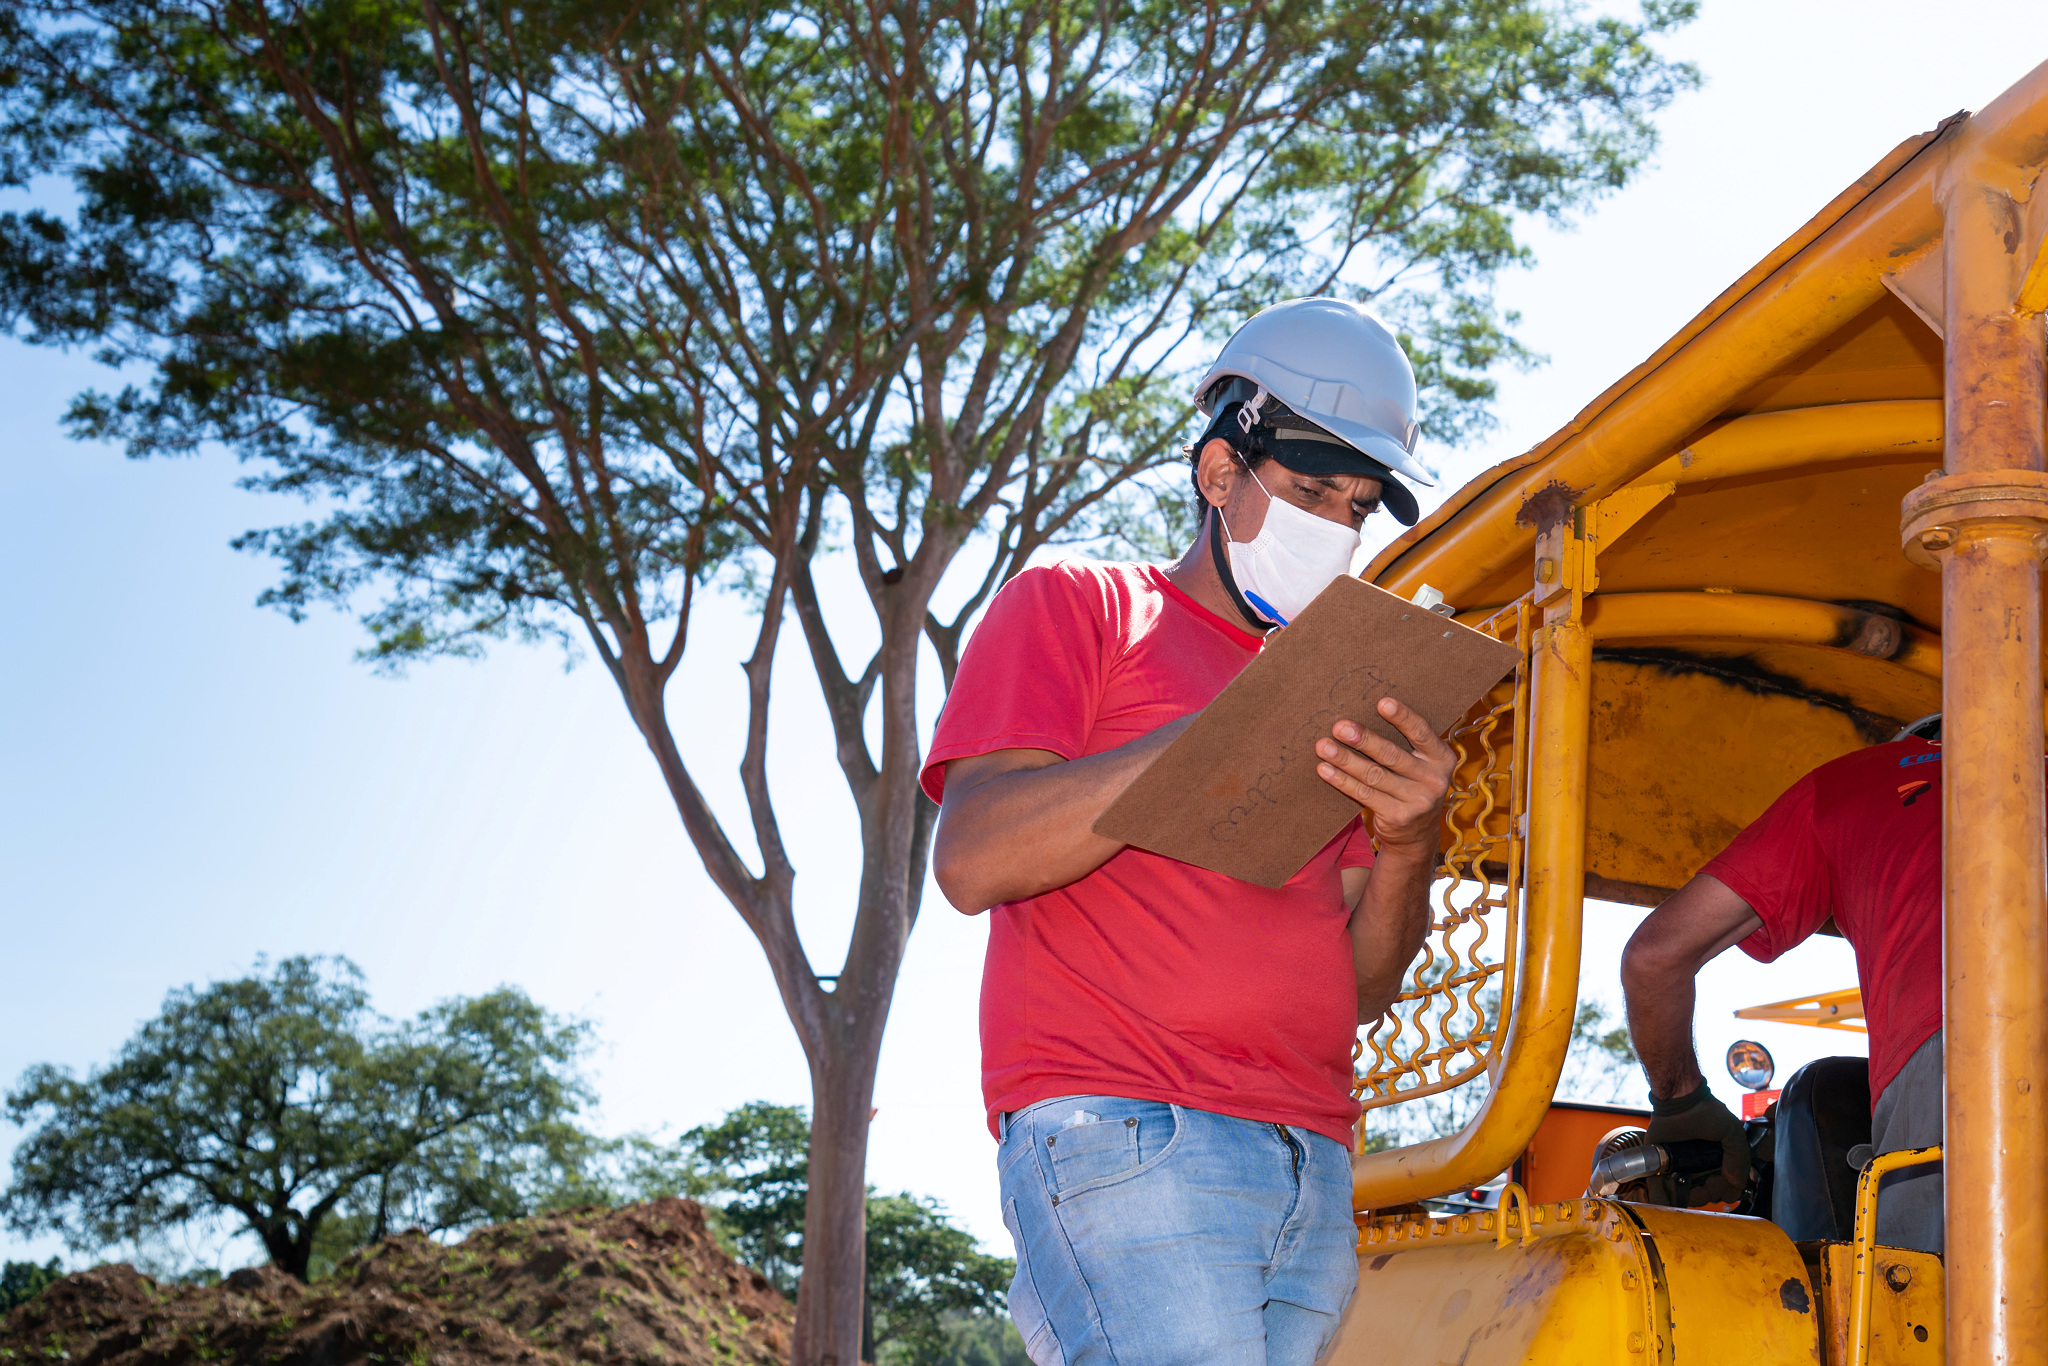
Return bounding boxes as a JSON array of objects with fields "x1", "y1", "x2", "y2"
[{"x1": 998, "y1": 1095, "x2": 1358, "y2": 1366}]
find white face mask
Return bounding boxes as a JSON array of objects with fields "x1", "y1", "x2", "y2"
[{"x1": 1220, "y1": 468, "x2": 1362, "y2": 626}]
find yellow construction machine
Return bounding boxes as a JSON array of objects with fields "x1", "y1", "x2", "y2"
[{"x1": 1325, "y1": 57, "x2": 2048, "y2": 1366}]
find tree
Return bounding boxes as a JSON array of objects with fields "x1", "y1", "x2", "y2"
[
  {"x1": 624, "y1": 1101, "x2": 1013, "y2": 1365},
  {"x1": 0, "y1": 1258, "x2": 63, "y2": 1314},
  {"x1": 1556, "y1": 998, "x2": 1643, "y2": 1105},
  {"x1": 864, "y1": 1193, "x2": 1012, "y2": 1366},
  {"x1": 673, "y1": 1101, "x2": 815, "y2": 1294},
  {"x1": 0, "y1": 0, "x2": 1697, "y2": 1355},
  {"x1": 915, "y1": 1315, "x2": 1033, "y2": 1366},
  {"x1": 1, "y1": 957, "x2": 595, "y2": 1281}
]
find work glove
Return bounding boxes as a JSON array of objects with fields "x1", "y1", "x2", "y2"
[{"x1": 1644, "y1": 1084, "x2": 1750, "y2": 1207}]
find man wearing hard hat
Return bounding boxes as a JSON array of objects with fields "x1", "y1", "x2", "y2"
[{"x1": 920, "y1": 298, "x2": 1453, "y2": 1365}]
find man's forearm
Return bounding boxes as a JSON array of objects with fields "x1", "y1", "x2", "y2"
[
  {"x1": 1619, "y1": 876, "x2": 1762, "y2": 1100},
  {"x1": 932, "y1": 718, "x2": 1194, "y2": 913},
  {"x1": 1621, "y1": 952, "x2": 1706, "y2": 1100},
  {"x1": 1352, "y1": 843, "x2": 1434, "y2": 1023}
]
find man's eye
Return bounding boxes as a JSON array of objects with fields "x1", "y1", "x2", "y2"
[{"x1": 1354, "y1": 501, "x2": 1382, "y2": 518}]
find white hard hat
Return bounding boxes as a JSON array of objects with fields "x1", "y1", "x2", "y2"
[{"x1": 1192, "y1": 297, "x2": 1435, "y2": 508}]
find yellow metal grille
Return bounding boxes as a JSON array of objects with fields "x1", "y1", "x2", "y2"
[{"x1": 1353, "y1": 599, "x2": 1531, "y2": 1141}]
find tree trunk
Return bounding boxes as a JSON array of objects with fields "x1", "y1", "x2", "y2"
[
  {"x1": 613, "y1": 545, "x2": 938, "y2": 1366},
  {"x1": 795, "y1": 1037, "x2": 882, "y2": 1366},
  {"x1": 790, "y1": 970, "x2": 897, "y2": 1366},
  {"x1": 266, "y1": 1223, "x2": 313, "y2": 1282}
]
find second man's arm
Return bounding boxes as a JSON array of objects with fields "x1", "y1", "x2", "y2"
[{"x1": 1620, "y1": 875, "x2": 1764, "y2": 1098}]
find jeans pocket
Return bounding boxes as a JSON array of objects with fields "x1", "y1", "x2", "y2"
[
  {"x1": 1044, "y1": 1100, "x2": 1183, "y2": 1203},
  {"x1": 1045, "y1": 1115, "x2": 1139, "y2": 1194},
  {"x1": 1002, "y1": 1197, "x2": 1067, "y2": 1366}
]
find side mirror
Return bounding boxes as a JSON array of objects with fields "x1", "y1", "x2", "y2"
[{"x1": 1726, "y1": 1038, "x2": 1775, "y2": 1092}]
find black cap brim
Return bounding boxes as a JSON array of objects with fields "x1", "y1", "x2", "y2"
[{"x1": 1263, "y1": 439, "x2": 1419, "y2": 526}]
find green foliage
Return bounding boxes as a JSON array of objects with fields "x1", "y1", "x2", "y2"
[
  {"x1": 0, "y1": 1258, "x2": 62, "y2": 1313},
  {"x1": 0, "y1": 1, "x2": 1696, "y2": 1346},
  {"x1": 656, "y1": 1103, "x2": 812, "y2": 1294},
  {"x1": 1562, "y1": 999, "x2": 1642, "y2": 1100},
  {"x1": 906, "y1": 1313, "x2": 1033, "y2": 1366},
  {"x1": 866, "y1": 1195, "x2": 1013, "y2": 1366},
  {"x1": 1, "y1": 957, "x2": 596, "y2": 1282},
  {"x1": 622, "y1": 1103, "x2": 1014, "y2": 1364},
  {"x1": 0, "y1": 0, "x2": 1699, "y2": 677}
]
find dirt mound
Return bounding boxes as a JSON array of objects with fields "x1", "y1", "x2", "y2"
[{"x1": 0, "y1": 1198, "x2": 792, "y2": 1366}]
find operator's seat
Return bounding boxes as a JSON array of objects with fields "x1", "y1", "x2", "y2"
[{"x1": 1770, "y1": 1056, "x2": 1871, "y2": 1241}]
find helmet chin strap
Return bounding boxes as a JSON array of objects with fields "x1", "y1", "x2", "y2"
[{"x1": 1206, "y1": 504, "x2": 1277, "y2": 633}]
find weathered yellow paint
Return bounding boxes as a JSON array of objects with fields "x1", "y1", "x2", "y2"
[
  {"x1": 1584, "y1": 593, "x2": 1940, "y2": 679},
  {"x1": 1583, "y1": 659, "x2": 1874, "y2": 902},
  {"x1": 1918, "y1": 68, "x2": 2048, "y2": 1366},
  {"x1": 1810, "y1": 1242, "x2": 1945, "y2": 1366},
  {"x1": 1329, "y1": 1202, "x2": 1821, "y2": 1366},
  {"x1": 1846, "y1": 1148, "x2": 1944, "y2": 1366},
  {"x1": 1626, "y1": 400, "x2": 1944, "y2": 492}
]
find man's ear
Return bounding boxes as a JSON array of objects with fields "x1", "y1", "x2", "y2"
[{"x1": 1195, "y1": 437, "x2": 1241, "y2": 512}]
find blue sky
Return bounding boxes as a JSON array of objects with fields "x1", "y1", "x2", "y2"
[{"x1": 4, "y1": 1, "x2": 2043, "y2": 1272}]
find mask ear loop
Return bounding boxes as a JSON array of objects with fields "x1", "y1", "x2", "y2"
[
  {"x1": 1205, "y1": 446, "x2": 1281, "y2": 632},
  {"x1": 1213, "y1": 444, "x2": 1278, "y2": 545},
  {"x1": 1207, "y1": 504, "x2": 1274, "y2": 632}
]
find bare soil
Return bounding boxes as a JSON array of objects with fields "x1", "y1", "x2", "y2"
[{"x1": 0, "y1": 1199, "x2": 792, "y2": 1366}]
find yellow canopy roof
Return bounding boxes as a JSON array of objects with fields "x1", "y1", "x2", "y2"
[{"x1": 1367, "y1": 68, "x2": 2048, "y2": 904}]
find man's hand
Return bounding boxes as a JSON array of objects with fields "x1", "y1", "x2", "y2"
[
  {"x1": 1323, "y1": 697, "x2": 1454, "y2": 1023},
  {"x1": 1313, "y1": 696, "x2": 1457, "y2": 849},
  {"x1": 1645, "y1": 1084, "x2": 1751, "y2": 1206}
]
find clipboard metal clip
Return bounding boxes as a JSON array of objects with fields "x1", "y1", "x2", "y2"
[{"x1": 1412, "y1": 584, "x2": 1457, "y2": 618}]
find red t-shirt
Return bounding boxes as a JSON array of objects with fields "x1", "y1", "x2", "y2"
[
  {"x1": 1703, "y1": 737, "x2": 1958, "y2": 1100},
  {"x1": 920, "y1": 558, "x2": 1375, "y2": 1146}
]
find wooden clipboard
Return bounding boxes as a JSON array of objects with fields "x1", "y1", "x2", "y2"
[{"x1": 1091, "y1": 576, "x2": 1520, "y2": 888}]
